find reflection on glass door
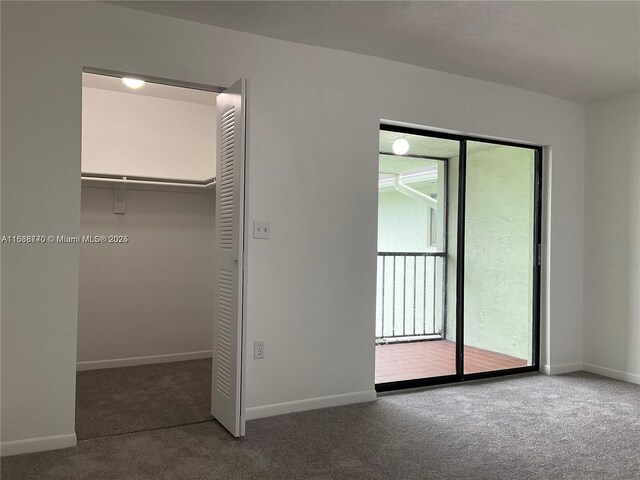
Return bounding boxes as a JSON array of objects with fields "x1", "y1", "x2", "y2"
[{"x1": 463, "y1": 142, "x2": 537, "y2": 374}]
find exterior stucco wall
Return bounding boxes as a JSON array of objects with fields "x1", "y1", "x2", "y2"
[{"x1": 379, "y1": 146, "x2": 535, "y2": 361}]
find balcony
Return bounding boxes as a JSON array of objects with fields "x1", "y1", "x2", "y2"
[
  {"x1": 376, "y1": 129, "x2": 536, "y2": 386},
  {"x1": 375, "y1": 252, "x2": 528, "y2": 384},
  {"x1": 376, "y1": 252, "x2": 444, "y2": 343}
]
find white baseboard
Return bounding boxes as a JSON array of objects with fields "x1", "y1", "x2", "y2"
[
  {"x1": 542, "y1": 362, "x2": 583, "y2": 375},
  {"x1": 245, "y1": 390, "x2": 377, "y2": 420},
  {"x1": 77, "y1": 350, "x2": 212, "y2": 371},
  {"x1": 582, "y1": 363, "x2": 640, "y2": 385},
  {"x1": 1, "y1": 433, "x2": 77, "y2": 457}
]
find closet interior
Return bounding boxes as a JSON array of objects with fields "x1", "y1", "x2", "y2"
[{"x1": 76, "y1": 72, "x2": 218, "y2": 439}]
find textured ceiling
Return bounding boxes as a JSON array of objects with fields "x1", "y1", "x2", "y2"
[
  {"x1": 379, "y1": 130, "x2": 497, "y2": 159},
  {"x1": 110, "y1": 1, "x2": 640, "y2": 104},
  {"x1": 379, "y1": 130, "x2": 454, "y2": 177},
  {"x1": 380, "y1": 130, "x2": 459, "y2": 159}
]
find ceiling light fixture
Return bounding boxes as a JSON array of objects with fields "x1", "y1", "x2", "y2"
[
  {"x1": 122, "y1": 77, "x2": 145, "y2": 89},
  {"x1": 392, "y1": 137, "x2": 410, "y2": 156}
]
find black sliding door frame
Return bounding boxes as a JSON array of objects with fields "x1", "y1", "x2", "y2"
[{"x1": 376, "y1": 124, "x2": 543, "y2": 393}]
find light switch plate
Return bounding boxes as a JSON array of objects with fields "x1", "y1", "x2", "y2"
[{"x1": 253, "y1": 221, "x2": 271, "y2": 239}]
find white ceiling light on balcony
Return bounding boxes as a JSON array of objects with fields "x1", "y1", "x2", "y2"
[{"x1": 392, "y1": 137, "x2": 410, "y2": 155}]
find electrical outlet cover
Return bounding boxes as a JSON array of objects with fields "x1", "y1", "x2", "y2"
[{"x1": 254, "y1": 341, "x2": 265, "y2": 359}]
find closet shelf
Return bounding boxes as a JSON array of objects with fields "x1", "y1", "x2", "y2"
[{"x1": 81, "y1": 174, "x2": 216, "y2": 192}]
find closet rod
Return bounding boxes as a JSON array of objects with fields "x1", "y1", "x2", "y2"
[{"x1": 81, "y1": 174, "x2": 216, "y2": 189}]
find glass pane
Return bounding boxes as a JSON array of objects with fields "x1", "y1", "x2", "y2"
[
  {"x1": 463, "y1": 142, "x2": 536, "y2": 374},
  {"x1": 375, "y1": 130, "x2": 459, "y2": 383}
]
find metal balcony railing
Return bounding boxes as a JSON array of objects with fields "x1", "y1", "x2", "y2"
[{"x1": 376, "y1": 252, "x2": 445, "y2": 343}]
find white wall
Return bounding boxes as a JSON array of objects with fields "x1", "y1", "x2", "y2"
[
  {"x1": 78, "y1": 187, "x2": 214, "y2": 369},
  {"x1": 82, "y1": 86, "x2": 216, "y2": 181},
  {"x1": 1, "y1": 1, "x2": 585, "y2": 454},
  {"x1": 583, "y1": 92, "x2": 640, "y2": 384}
]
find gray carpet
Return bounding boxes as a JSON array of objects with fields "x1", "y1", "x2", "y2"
[
  {"x1": 75, "y1": 359, "x2": 213, "y2": 440},
  {"x1": 3, "y1": 372, "x2": 639, "y2": 479}
]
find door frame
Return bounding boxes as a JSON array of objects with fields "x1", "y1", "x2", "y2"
[
  {"x1": 77, "y1": 67, "x2": 248, "y2": 430},
  {"x1": 376, "y1": 123, "x2": 543, "y2": 392}
]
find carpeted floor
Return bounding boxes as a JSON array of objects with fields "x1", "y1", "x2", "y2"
[
  {"x1": 3, "y1": 372, "x2": 639, "y2": 479},
  {"x1": 75, "y1": 359, "x2": 213, "y2": 440}
]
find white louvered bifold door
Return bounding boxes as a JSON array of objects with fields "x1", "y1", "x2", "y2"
[{"x1": 212, "y1": 79, "x2": 246, "y2": 437}]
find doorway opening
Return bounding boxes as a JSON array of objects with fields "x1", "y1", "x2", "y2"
[
  {"x1": 375, "y1": 124, "x2": 541, "y2": 391},
  {"x1": 77, "y1": 70, "x2": 248, "y2": 439}
]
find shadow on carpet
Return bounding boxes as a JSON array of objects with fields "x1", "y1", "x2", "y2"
[{"x1": 75, "y1": 359, "x2": 213, "y2": 440}]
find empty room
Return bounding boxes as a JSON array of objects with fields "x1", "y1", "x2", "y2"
[{"x1": 1, "y1": 1, "x2": 639, "y2": 479}]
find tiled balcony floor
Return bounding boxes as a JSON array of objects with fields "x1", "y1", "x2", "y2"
[{"x1": 375, "y1": 340, "x2": 528, "y2": 384}]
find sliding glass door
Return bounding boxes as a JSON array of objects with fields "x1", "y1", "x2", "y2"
[
  {"x1": 375, "y1": 125, "x2": 541, "y2": 391},
  {"x1": 462, "y1": 142, "x2": 539, "y2": 375},
  {"x1": 375, "y1": 131, "x2": 458, "y2": 384}
]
